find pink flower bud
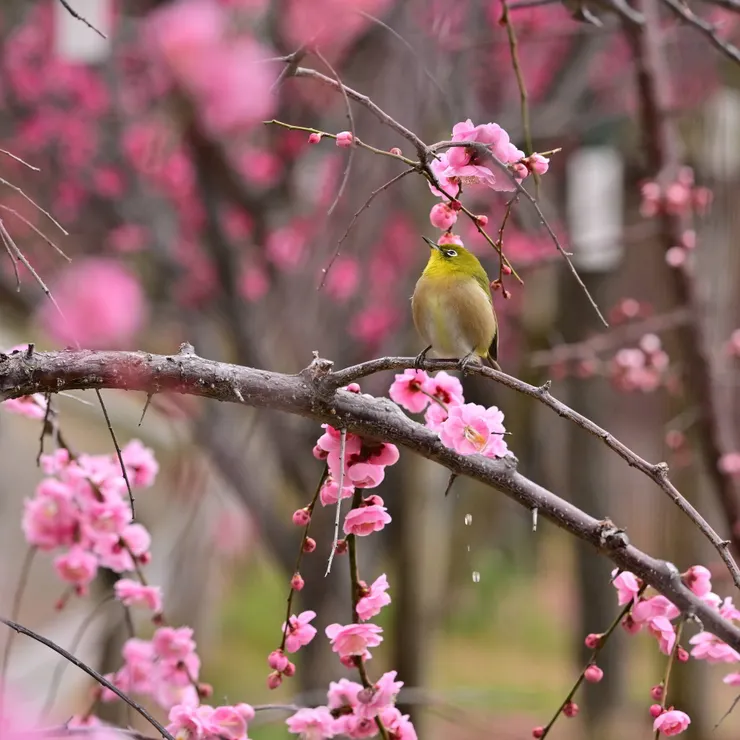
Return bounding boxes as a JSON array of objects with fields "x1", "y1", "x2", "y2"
[
  {"x1": 650, "y1": 684, "x2": 664, "y2": 701},
  {"x1": 363, "y1": 494, "x2": 384, "y2": 507},
  {"x1": 308, "y1": 133, "x2": 322, "y2": 144},
  {"x1": 532, "y1": 728, "x2": 544, "y2": 739},
  {"x1": 622, "y1": 615, "x2": 641, "y2": 634},
  {"x1": 197, "y1": 683, "x2": 213, "y2": 698},
  {"x1": 336, "y1": 131, "x2": 354, "y2": 148},
  {"x1": 528, "y1": 153, "x2": 550, "y2": 176},
  {"x1": 677, "y1": 646, "x2": 689, "y2": 662},
  {"x1": 268, "y1": 650, "x2": 289, "y2": 672},
  {"x1": 291, "y1": 573, "x2": 305, "y2": 591},
  {"x1": 476, "y1": 214, "x2": 489, "y2": 226},
  {"x1": 502, "y1": 264, "x2": 512, "y2": 275},
  {"x1": 292, "y1": 508, "x2": 311, "y2": 526},
  {"x1": 429, "y1": 203, "x2": 457, "y2": 230},
  {"x1": 283, "y1": 661, "x2": 296, "y2": 677},
  {"x1": 267, "y1": 671, "x2": 282, "y2": 690},
  {"x1": 357, "y1": 687, "x2": 375, "y2": 704},
  {"x1": 665, "y1": 430, "x2": 684, "y2": 450},
  {"x1": 345, "y1": 383, "x2": 361, "y2": 393},
  {"x1": 584, "y1": 633, "x2": 602, "y2": 649},
  {"x1": 340, "y1": 655, "x2": 355, "y2": 669},
  {"x1": 303, "y1": 537, "x2": 317, "y2": 553},
  {"x1": 511, "y1": 163, "x2": 528, "y2": 179},
  {"x1": 563, "y1": 701, "x2": 579, "y2": 718},
  {"x1": 389, "y1": 147, "x2": 402, "y2": 156},
  {"x1": 334, "y1": 539, "x2": 348, "y2": 555},
  {"x1": 650, "y1": 704, "x2": 664, "y2": 718},
  {"x1": 449, "y1": 199, "x2": 462, "y2": 212},
  {"x1": 584, "y1": 664, "x2": 603, "y2": 683}
]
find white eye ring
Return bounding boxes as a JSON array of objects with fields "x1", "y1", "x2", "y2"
[{"x1": 445, "y1": 249, "x2": 457, "y2": 257}]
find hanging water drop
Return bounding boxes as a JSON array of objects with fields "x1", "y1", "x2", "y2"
[
  {"x1": 464, "y1": 513, "x2": 472, "y2": 526},
  {"x1": 472, "y1": 571, "x2": 481, "y2": 583}
]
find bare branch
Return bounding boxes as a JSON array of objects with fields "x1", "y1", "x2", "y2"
[
  {"x1": 1, "y1": 349, "x2": 740, "y2": 649},
  {"x1": 57, "y1": 0, "x2": 107, "y2": 39}
]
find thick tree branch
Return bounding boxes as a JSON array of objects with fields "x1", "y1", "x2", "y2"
[
  {"x1": 2, "y1": 349, "x2": 740, "y2": 651},
  {"x1": 626, "y1": 1, "x2": 740, "y2": 562}
]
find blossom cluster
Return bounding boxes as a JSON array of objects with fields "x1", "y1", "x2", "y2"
[
  {"x1": 21, "y1": 442, "x2": 159, "y2": 598},
  {"x1": 426, "y1": 119, "x2": 549, "y2": 232},
  {"x1": 610, "y1": 333, "x2": 671, "y2": 393},
  {"x1": 640, "y1": 167, "x2": 712, "y2": 220},
  {"x1": 389, "y1": 369, "x2": 509, "y2": 459},
  {"x1": 611, "y1": 565, "x2": 740, "y2": 735}
]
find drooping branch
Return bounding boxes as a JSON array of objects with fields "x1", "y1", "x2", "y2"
[{"x1": 2, "y1": 348, "x2": 740, "y2": 651}]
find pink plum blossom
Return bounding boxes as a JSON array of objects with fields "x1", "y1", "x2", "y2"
[
  {"x1": 647, "y1": 616, "x2": 676, "y2": 655},
  {"x1": 439, "y1": 403, "x2": 508, "y2": 458},
  {"x1": 114, "y1": 579, "x2": 163, "y2": 613},
  {"x1": 325, "y1": 622, "x2": 383, "y2": 659},
  {"x1": 684, "y1": 565, "x2": 712, "y2": 597},
  {"x1": 423, "y1": 371, "x2": 464, "y2": 406},
  {"x1": 689, "y1": 631, "x2": 740, "y2": 662},
  {"x1": 53, "y1": 546, "x2": 98, "y2": 592},
  {"x1": 346, "y1": 463, "x2": 386, "y2": 489},
  {"x1": 286, "y1": 706, "x2": 335, "y2": 739},
  {"x1": 343, "y1": 504, "x2": 391, "y2": 536},
  {"x1": 429, "y1": 202, "x2": 457, "y2": 230},
  {"x1": 319, "y1": 477, "x2": 356, "y2": 507},
  {"x1": 357, "y1": 573, "x2": 391, "y2": 621},
  {"x1": 335, "y1": 131, "x2": 354, "y2": 148},
  {"x1": 653, "y1": 709, "x2": 690, "y2": 736},
  {"x1": 283, "y1": 611, "x2": 318, "y2": 653},
  {"x1": 2, "y1": 394, "x2": 47, "y2": 419},
  {"x1": 389, "y1": 370, "x2": 431, "y2": 413},
  {"x1": 121, "y1": 440, "x2": 159, "y2": 487},
  {"x1": 37, "y1": 258, "x2": 146, "y2": 349},
  {"x1": 327, "y1": 678, "x2": 363, "y2": 710},
  {"x1": 611, "y1": 570, "x2": 641, "y2": 604},
  {"x1": 22, "y1": 479, "x2": 77, "y2": 550},
  {"x1": 355, "y1": 670, "x2": 403, "y2": 719}
]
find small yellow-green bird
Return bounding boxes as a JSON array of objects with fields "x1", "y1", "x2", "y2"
[{"x1": 412, "y1": 236, "x2": 500, "y2": 372}]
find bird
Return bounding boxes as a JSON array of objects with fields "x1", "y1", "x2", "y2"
[{"x1": 411, "y1": 236, "x2": 500, "y2": 373}]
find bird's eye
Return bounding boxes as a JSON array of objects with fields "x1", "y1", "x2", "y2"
[{"x1": 444, "y1": 249, "x2": 457, "y2": 257}]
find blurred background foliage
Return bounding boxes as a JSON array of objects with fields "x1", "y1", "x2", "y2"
[{"x1": 1, "y1": 0, "x2": 740, "y2": 738}]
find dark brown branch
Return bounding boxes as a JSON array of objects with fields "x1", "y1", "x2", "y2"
[
  {"x1": 2, "y1": 349, "x2": 740, "y2": 650},
  {"x1": 57, "y1": 0, "x2": 107, "y2": 39},
  {"x1": 626, "y1": 0, "x2": 740, "y2": 570}
]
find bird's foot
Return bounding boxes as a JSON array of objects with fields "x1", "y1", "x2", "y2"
[
  {"x1": 457, "y1": 352, "x2": 478, "y2": 375},
  {"x1": 414, "y1": 346, "x2": 432, "y2": 371}
]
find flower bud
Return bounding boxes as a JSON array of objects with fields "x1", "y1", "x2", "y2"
[
  {"x1": 336, "y1": 131, "x2": 354, "y2": 148},
  {"x1": 291, "y1": 573, "x2": 305, "y2": 591},
  {"x1": 292, "y1": 508, "x2": 311, "y2": 526},
  {"x1": 268, "y1": 650, "x2": 289, "y2": 672},
  {"x1": 267, "y1": 671, "x2": 282, "y2": 690},
  {"x1": 308, "y1": 133, "x2": 322, "y2": 144},
  {"x1": 677, "y1": 646, "x2": 689, "y2": 662},
  {"x1": 283, "y1": 661, "x2": 296, "y2": 677},
  {"x1": 584, "y1": 664, "x2": 603, "y2": 683},
  {"x1": 334, "y1": 539, "x2": 348, "y2": 555},
  {"x1": 389, "y1": 147, "x2": 402, "y2": 156},
  {"x1": 650, "y1": 704, "x2": 664, "y2": 718},
  {"x1": 303, "y1": 537, "x2": 317, "y2": 553},
  {"x1": 563, "y1": 701, "x2": 579, "y2": 718},
  {"x1": 650, "y1": 685, "x2": 664, "y2": 701},
  {"x1": 475, "y1": 215, "x2": 488, "y2": 226},
  {"x1": 584, "y1": 633, "x2": 602, "y2": 649},
  {"x1": 532, "y1": 728, "x2": 544, "y2": 739}
]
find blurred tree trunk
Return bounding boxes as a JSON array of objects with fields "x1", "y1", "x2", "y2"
[{"x1": 560, "y1": 272, "x2": 624, "y2": 738}]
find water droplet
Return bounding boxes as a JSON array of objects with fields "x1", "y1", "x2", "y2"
[
  {"x1": 472, "y1": 571, "x2": 481, "y2": 583},
  {"x1": 466, "y1": 545, "x2": 471, "y2": 552},
  {"x1": 464, "y1": 513, "x2": 472, "y2": 526}
]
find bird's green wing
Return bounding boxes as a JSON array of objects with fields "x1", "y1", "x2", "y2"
[{"x1": 472, "y1": 269, "x2": 498, "y2": 362}]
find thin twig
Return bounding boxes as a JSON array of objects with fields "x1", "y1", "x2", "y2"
[
  {"x1": 94, "y1": 389, "x2": 135, "y2": 519},
  {"x1": 660, "y1": 0, "x2": 740, "y2": 64},
  {"x1": 0, "y1": 222, "x2": 21, "y2": 290},
  {"x1": 41, "y1": 595, "x2": 117, "y2": 719},
  {"x1": 0, "y1": 178, "x2": 68, "y2": 235},
  {"x1": 0, "y1": 617, "x2": 173, "y2": 740},
  {"x1": 0, "y1": 547, "x2": 36, "y2": 725},
  {"x1": 0, "y1": 149, "x2": 39, "y2": 171},
  {"x1": 0, "y1": 205, "x2": 71, "y2": 261},
  {"x1": 57, "y1": 0, "x2": 107, "y2": 39},
  {"x1": 325, "y1": 430, "x2": 347, "y2": 576},
  {"x1": 653, "y1": 619, "x2": 685, "y2": 740},
  {"x1": 319, "y1": 168, "x2": 416, "y2": 289},
  {"x1": 311, "y1": 48, "x2": 356, "y2": 217}
]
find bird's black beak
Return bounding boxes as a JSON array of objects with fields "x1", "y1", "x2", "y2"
[{"x1": 422, "y1": 236, "x2": 441, "y2": 252}]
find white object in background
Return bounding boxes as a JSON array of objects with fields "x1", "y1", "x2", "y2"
[
  {"x1": 703, "y1": 87, "x2": 740, "y2": 181},
  {"x1": 53, "y1": 0, "x2": 111, "y2": 63},
  {"x1": 566, "y1": 147, "x2": 625, "y2": 272}
]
